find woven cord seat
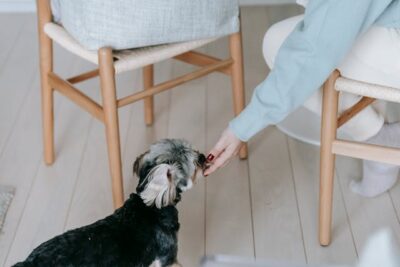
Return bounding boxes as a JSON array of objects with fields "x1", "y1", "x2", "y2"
[
  {"x1": 335, "y1": 76, "x2": 400, "y2": 103},
  {"x1": 44, "y1": 22, "x2": 218, "y2": 74}
]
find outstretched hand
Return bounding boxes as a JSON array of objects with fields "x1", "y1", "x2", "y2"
[{"x1": 204, "y1": 128, "x2": 244, "y2": 176}]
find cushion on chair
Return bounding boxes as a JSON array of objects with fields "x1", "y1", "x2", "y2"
[{"x1": 51, "y1": 0, "x2": 239, "y2": 51}]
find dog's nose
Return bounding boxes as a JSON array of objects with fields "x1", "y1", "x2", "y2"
[{"x1": 198, "y1": 153, "x2": 206, "y2": 167}]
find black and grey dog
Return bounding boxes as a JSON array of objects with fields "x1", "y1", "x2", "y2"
[{"x1": 14, "y1": 139, "x2": 207, "y2": 267}]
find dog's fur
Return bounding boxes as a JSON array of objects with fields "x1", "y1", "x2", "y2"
[{"x1": 14, "y1": 139, "x2": 206, "y2": 267}]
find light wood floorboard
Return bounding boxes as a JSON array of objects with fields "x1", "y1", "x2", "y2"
[
  {"x1": 5, "y1": 58, "x2": 93, "y2": 265},
  {"x1": 0, "y1": 15, "x2": 27, "y2": 72},
  {"x1": 205, "y1": 38, "x2": 254, "y2": 258},
  {"x1": 335, "y1": 155, "x2": 400, "y2": 253},
  {"x1": 240, "y1": 7, "x2": 306, "y2": 262},
  {"x1": 0, "y1": 15, "x2": 38, "y2": 156},
  {"x1": 288, "y1": 139, "x2": 357, "y2": 264},
  {"x1": 0, "y1": 17, "x2": 80, "y2": 265},
  {"x1": 167, "y1": 60, "x2": 207, "y2": 267}
]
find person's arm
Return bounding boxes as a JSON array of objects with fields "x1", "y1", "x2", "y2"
[
  {"x1": 205, "y1": 0, "x2": 394, "y2": 175},
  {"x1": 230, "y1": 0, "x2": 394, "y2": 142}
]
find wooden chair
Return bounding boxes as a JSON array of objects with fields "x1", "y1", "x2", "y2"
[
  {"x1": 36, "y1": 0, "x2": 248, "y2": 209},
  {"x1": 319, "y1": 70, "x2": 400, "y2": 245}
]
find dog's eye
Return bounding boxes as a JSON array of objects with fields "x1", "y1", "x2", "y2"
[
  {"x1": 176, "y1": 164, "x2": 184, "y2": 172},
  {"x1": 167, "y1": 160, "x2": 175, "y2": 165}
]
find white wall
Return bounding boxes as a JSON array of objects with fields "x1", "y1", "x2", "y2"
[{"x1": 0, "y1": 0, "x2": 296, "y2": 13}]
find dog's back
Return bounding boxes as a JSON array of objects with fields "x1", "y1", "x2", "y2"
[{"x1": 14, "y1": 194, "x2": 180, "y2": 267}]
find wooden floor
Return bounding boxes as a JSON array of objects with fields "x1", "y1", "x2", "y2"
[{"x1": 1, "y1": 6, "x2": 400, "y2": 267}]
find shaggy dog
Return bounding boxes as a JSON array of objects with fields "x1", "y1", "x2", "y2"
[{"x1": 14, "y1": 139, "x2": 207, "y2": 267}]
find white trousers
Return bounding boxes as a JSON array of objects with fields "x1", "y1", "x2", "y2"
[{"x1": 263, "y1": 15, "x2": 400, "y2": 141}]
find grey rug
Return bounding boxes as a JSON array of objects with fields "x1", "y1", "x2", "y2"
[{"x1": 0, "y1": 186, "x2": 15, "y2": 232}]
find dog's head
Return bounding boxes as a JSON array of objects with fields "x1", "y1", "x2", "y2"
[{"x1": 133, "y1": 139, "x2": 207, "y2": 208}]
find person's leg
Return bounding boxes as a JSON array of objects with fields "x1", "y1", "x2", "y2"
[
  {"x1": 263, "y1": 17, "x2": 400, "y2": 197},
  {"x1": 263, "y1": 15, "x2": 384, "y2": 141}
]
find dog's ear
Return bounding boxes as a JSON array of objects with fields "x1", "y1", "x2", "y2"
[
  {"x1": 139, "y1": 164, "x2": 176, "y2": 209},
  {"x1": 133, "y1": 156, "x2": 141, "y2": 177},
  {"x1": 133, "y1": 151, "x2": 149, "y2": 178}
]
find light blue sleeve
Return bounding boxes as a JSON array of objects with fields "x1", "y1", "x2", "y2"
[{"x1": 229, "y1": 0, "x2": 394, "y2": 142}]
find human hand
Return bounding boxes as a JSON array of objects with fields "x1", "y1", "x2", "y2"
[{"x1": 204, "y1": 127, "x2": 244, "y2": 176}]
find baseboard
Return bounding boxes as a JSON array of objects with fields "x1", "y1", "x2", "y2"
[{"x1": 0, "y1": 1, "x2": 36, "y2": 13}]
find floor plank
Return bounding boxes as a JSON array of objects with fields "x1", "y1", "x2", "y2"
[
  {"x1": 0, "y1": 36, "x2": 79, "y2": 267},
  {"x1": 204, "y1": 37, "x2": 254, "y2": 258},
  {"x1": 5, "y1": 58, "x2": 94, "y2": 265},
  {"x1": 0, "y1": 14, "x2": 27, "y2": 71},
  {"x1": 335, "y1": 156, "x2": 400, "y2": 254},
  {"x1": 288, "y1": 139, "x2": 357, "y2": 264},
  {"x1": 250, "y1": 129, "x2": 307, "y2": 262},
  {"x1": 166, "y1": 59, "x2": 207, "y2": 266},
  {"x1": 0, "y1": 15, "x2": 38, "y2": 157},
  {"x1": 240, "y1": 7, "x2": 306, "y2": 262}
]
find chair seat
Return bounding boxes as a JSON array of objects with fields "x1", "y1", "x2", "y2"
[
  {"x1": 44, "y1": 23, "x2": 218, "y2": 74},
  {"x1": 335, "y1": 77, "x2": 400, "y2": 103}
]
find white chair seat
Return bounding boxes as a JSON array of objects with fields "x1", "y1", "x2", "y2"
[
  {"x1": 335, "y1": 77, "x2": 400, "y2": 103},
  {"x1": 44, "y1": 23, "x2": 218, "y2": 74}
]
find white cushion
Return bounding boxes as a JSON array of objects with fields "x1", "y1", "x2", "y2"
[{"x1": 51, "y1": 0, "x2": 239, "y2": 50}]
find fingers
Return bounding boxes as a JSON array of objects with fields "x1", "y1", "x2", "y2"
[
  {"x1": 206, "y1": 137, "x2": 227, "y2": 163},
  {"x1": 204, "y1": 146, "x2": 235, "y2": 176},
  {"x1": 204, "y1": 127, "x2": 243, "y2": 176}
]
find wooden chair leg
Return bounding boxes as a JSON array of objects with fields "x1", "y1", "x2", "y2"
[
  {"x1": 99, "y1": 48, "x2": 124, "y2": 209},
  {"x1": 143, "y1": 65, "x2": 154, "y2": 126},
  {"x1": 229, "y1": 31, "x2": 248, "y2": 159},
  {"x1": 319, "y1": 70, "x2": 340, "y2": 246},
  {"x1": 37, "y1": 0, "x2": 54, "y2": 165}
]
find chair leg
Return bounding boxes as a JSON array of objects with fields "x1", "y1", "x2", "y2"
[
  {"x1": 37, "y1": 0, "x2": 54, "y2": 165},
  {"x1": 143, "y1": 65, "x2": 154, "y2": 126},
  {"x1": 40, "y1": 37, "x2": 55, "y2": 165},
  {"x1": 99, "y1": 48, "x2": 124, "y2": 209},
  {"x1": 229, "y1": 31, "x2": 248, "y2": 159},
  {"x1": 319, "y1": 70, "x2": 340, "y2": 246}
]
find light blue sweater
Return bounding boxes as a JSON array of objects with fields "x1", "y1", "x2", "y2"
[{"x1": 230, "y1": 0, "x2": 400, "y2": 142}]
